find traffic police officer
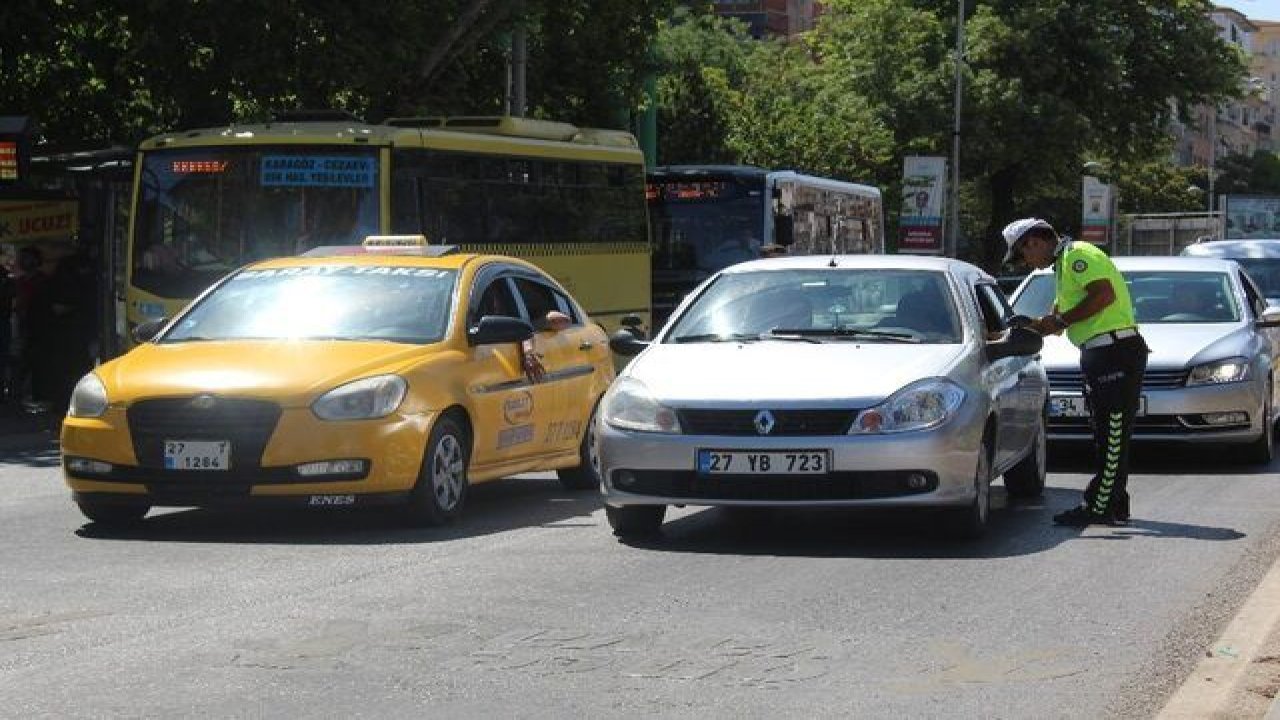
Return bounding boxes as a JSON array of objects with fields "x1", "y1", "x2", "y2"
[{"x1": 1003, "y1": 218, "x2": 1148, "y2": 526}]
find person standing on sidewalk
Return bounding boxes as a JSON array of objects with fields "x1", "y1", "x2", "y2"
[{"x1": 1002, "y1": 218, "x2": 1148, "y2": 526}]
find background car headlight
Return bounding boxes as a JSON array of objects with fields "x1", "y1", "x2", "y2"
[
  {"x1": 1187, "y1": 357, "x2": 1250, "y2": 386},
  {"x1": 68, "y1": 373, "x2": 108, "y2": 418},
  {"x1": 312, "y1": 374, "x2": 407, "y2": 420},
  {"x1": 851, "y1": 378, "x2": 965, "y2": 434},
  {"x1": 601, "y1": 377, "x2": 681, "y2": 433}
]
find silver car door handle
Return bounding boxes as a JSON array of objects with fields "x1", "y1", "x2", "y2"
[{"x1": 579, "y1": 341, "x2": 594, "y2": 350}]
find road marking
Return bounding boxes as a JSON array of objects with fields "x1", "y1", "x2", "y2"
[{"x1": 1158, "y1": 552, "x2": 1280, "y2": 718}]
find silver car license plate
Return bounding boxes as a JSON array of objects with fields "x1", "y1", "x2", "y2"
[
  {"x1": 1049, "y1": 394, "x2": 1147, "y2": 418},
  {"x1": 164, "y1": 440, "x2": 231, "y2": 470},
  {"x1": 697, "y1": 449, "x2": 829, "y2": 475}
]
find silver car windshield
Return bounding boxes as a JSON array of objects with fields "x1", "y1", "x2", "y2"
[
  {"x1": 162, "y1": 265, "x2": 457, "y2": 343},
  {"x1": 666, "y1": 268, "x2": 962, "y2": 343},
  {"x1": 1013, "y1": 271, "x2": 1241, "y2": 324}
]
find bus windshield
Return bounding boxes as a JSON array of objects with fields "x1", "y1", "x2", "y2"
[
  {"x1": 133, "y1": 147, "x2": 381, "y2": 298},
  {"x1": 647, "y1": 179, "x2": 765, "y2": 273}
]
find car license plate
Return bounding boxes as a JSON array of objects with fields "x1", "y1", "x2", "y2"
[
  {"x1": 164, "y1": 440, "x2": 231, "y2": 470},
  {"x1": 697, "y1": 449, "x2": 829, "y2": 475},
  {"x1": 1048, "y1": 395, "x2": 1147, "y2": 418}
]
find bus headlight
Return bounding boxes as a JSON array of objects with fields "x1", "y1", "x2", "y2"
[
  {"x1": 312, "y1": 375, "x2": 407, "y2": 420},
  {"x1": 851, "y1": 378, "x2": 965, "y2": 434},
  {"x1": 69, "y1": 373, "x2": 109, "y2": 418}
]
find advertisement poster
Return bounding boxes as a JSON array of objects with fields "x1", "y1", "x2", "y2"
[
  {"x1": 0, "y1": 200, "x2": 79, "y2": 243},
  {"x1": 898, "y1": 156, "x2": 947, "y2": 255},
  {"x1": 1223, "y1": 195, "x2": 1280, "y2": 239},
  {"x1": 1081, "y1": 176, "x2": 1114, "y2": 245}
]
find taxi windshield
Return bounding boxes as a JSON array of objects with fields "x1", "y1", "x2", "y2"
[
  {"x1": 161, "y1": 266, "x2": 457, "y2": 343},
  {"x1": 665, "y1": 268, "x2": 962, "y2": 343}
]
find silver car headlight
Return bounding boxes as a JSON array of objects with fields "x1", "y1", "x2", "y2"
[
  {"x1": 601, "y1": 377, "x2": 682, "y2": 434},
  {"x1": 1187, "y1": 357, "x2": 1250, "y2": 386},
  {"x1": 850, "y1": 378, "x2": 966, "y2": 434},
  {"x1": 68, "y1": 373, "x2": 108, "y2": 418},
  {"x1": 312, "y1": 374, "x2": 407, "y2": 420}
]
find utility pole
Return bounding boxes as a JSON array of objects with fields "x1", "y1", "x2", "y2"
[{"x1": 949, "y1": 0, "x2": 966, "y2": 258}]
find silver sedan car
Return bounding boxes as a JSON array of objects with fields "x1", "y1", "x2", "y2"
[
  {"x1": 1011, "y1": 256, "x2": 1280, "y2": 462},
  {"x1": 599, "y1": 256, "x2": 1048, "y2": 539}
]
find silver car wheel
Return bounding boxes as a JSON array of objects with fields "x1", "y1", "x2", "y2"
[{"x1": 432, "y1": 434, "x2": 466, "y2": 511}]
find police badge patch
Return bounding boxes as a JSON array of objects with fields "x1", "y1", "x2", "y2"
[{"x1": 1072, "y1": 259, "x2": 1088, "y2": 273}]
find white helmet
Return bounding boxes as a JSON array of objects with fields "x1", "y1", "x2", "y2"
[{"x1": 1001, "y1": 218, "x2": 1055, "y2": 265}]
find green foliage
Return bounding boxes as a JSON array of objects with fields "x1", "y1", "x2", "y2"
[
  {"x1": 1212, "y1": 151, "x2": 1280, "y2": 197},
  {"x1": 0, "y1": 0, "x2": 674, "y2": 145}
]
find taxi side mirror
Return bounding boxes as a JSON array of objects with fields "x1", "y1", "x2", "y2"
[
  {"x1": 468, "y1": 315, "x2": 534, "y2": 346},
  {"x1": 132, "y1": 318, "x2": 167, "y2": 343},
  {"x1": 986, "y1": 326, "x2": 1043, "y2": 361},
  {"x1": 609, "y1": 329, "x2": 650, "y2": 357}
]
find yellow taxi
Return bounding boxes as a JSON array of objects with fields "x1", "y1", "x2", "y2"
[{"x1": 61, "y1": 237, "x2": 615, "y2": 527}]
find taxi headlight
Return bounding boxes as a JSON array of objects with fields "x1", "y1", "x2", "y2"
[
  {"x1": 601, "y1": 377, "x2": 681, "y2": 434},
  {"x1": 69, "y1": 373, "x2": 108, "y2": 418},
  {"x1": 1187, "y1": 357, "x2": 1250, "y2": 386},
  {"x1": 851, "y1": 378, "x2": 965, "y2": 434},
  {"x1": 312, "y1": 374, "x2": 407, "y2": 420}
]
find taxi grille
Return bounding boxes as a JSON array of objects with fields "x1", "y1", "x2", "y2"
[
  {"x1": 1047, "y1": 368, "x2": 1188, "y2": 392},
  {"x1": 678, "y1": 409, "x2": 856, "y2": 436},
  {"x1": 127, "y1": 397, "x2": 282, "y2": 470}
]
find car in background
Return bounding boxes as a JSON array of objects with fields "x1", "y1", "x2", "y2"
[
  {"x1": 599, "y1": 255, "x2": 1048, "y2": 540},
  {"x1": 60, "y1": 237, "x2": 615, "y2": 528},
  {"x1": 1011, "y1": 256, "x2": 1280, "y2": 462},
  {"x1": 1181, "y1": 238, "x2": 1280, "y2": 307}
]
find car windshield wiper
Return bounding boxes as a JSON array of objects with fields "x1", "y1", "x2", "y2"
[
  {"x1": 769, "y1": 327, "x2": 923, "y2": 343},
  {"x1": 762, "y1": 329, "x2": 822, "y2": 343},
  {"x1": 671, "y1": 332, "x2": 760, "y2": 344}
]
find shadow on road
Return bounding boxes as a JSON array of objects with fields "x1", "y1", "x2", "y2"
[
  {"x1": 0, "y1": 439, "x2": 61, "y2": 469},
  {"x1": 620, "y1": 485, "x2": 1247, "y2": 559},
  {"x1": 74, "y1": 475, "x2": 604, "y2": 545}
]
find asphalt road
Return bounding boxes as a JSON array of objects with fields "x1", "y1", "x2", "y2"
[{"x1": 2, "y1": 439, "x2": 1279, "y2": 719}]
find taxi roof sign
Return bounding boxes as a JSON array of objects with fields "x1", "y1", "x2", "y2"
[
  {"x1": 301, "y1": 242, "x2": 459, "y2": 258},
  {"x1": 362, "y1": 234, "x2": 428, "y2": 248}
]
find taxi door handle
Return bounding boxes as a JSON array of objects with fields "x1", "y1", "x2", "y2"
[{"x1": 579, "y1": 341, "x2": 594, "y2": 351}]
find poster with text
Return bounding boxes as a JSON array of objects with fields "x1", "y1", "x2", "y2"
[
  {"x1": 1081, "y1": 176, "x2": 1114, "y2": 245},
  {"x1": 898, "y1": 156, "x2": 947, "y2": 254}
]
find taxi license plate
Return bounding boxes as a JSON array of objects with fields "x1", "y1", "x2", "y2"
[
  {"x1": 697, "y1": 450, "x2": 829, "y2": 475},
  {"x1": 1048, "y1": 395, "x2": 1147, "y2": 418},
  {"x1": 164, "y1": 440, "x2": 231, "y2": 470}
]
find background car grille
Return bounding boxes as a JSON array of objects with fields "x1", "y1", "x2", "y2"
[
  {"x1": 127, "y1": 397, "x2": 282, "y2": 470},
  {"x1": 615, "y1": 470, "x2": 937, "y2": 500},
  {"x1": 1047, "y1": 368, "x2": 1188, "y2": 392},
  {"x1": 678, "y1": 409, "x2": 856, "y2": 436}
]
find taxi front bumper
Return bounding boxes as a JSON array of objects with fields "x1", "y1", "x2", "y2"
[{"x1": 61, "y1": 404, "x2": 434, "y2": 507}]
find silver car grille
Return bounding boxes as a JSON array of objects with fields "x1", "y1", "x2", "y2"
[
  {"x1": 677, "y1": 408, "x2": 857, "y2": 436},
  {"x1": 1047, "y1": 368, "x2": 1188, "y2": 392}
]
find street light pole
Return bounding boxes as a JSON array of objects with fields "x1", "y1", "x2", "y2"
[
  {"x1": 1208, "y1": 106, "x2": 1216, "y2": 216},
  {"x1": 949, "y1": 0, "x2": 965, "y2": 258}
]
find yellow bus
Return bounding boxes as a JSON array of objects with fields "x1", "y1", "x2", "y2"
[{"x1": 124, "y1": 113, "x2": 649, "y2": 348}]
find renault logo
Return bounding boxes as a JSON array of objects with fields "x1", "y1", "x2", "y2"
[
  {"x1": 754, "y1": 410, "x2": 776, "y2": 435},
  {"x1": 190, "y1": 395, "x2": 217, "y2": 410}
]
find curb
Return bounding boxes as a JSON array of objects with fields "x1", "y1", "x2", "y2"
[
  {"x1": 1159, "y1": 551, "x2": 1280, "y2": 718},
  {"x1": 0, "y1": 430, "x2": 58, "y2": 454}
]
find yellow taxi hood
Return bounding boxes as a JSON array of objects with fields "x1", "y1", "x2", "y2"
[{"x1": 98, "y1": 340, "x2": 438, "y2": 407}]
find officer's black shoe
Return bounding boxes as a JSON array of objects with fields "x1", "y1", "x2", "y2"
[{"x1": 1052, "y1": 505, "x2": 1122, "y2": 527}]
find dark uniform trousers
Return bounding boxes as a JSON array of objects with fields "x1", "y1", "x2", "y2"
[{"x1": 1080, "y1": 334, "x2": 1149, "y2": 518}]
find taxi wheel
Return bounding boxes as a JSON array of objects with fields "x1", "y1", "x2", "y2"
[
  {"x1": 605, "y1": 505, "x2": 665, "y2": 538},
  {"x1": 76, "y1": 500, "x2": 150, "y2": 527},
  {"x1": 1004, "y1": 409, "x2": 1047, "y2": 499},
  {"x1": 406, "y1": 414, "x2": 470, "y2": 526},
  {"x1": 557, "y1": 402, "x2": 602, "y2": 490},
  {"x1": 946, "y1": 438, "x2": 992, "y2": 540}
]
